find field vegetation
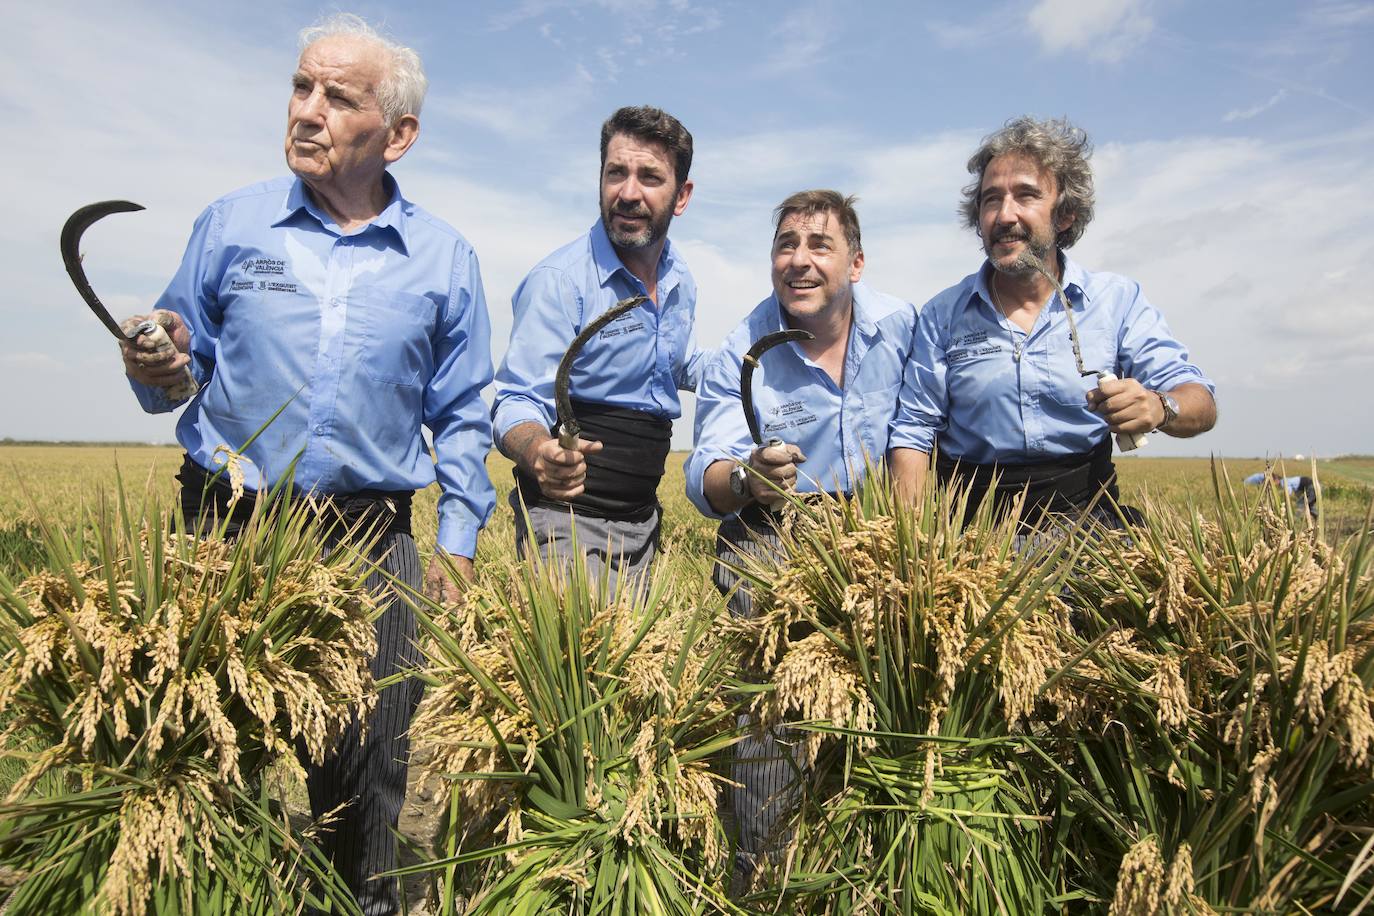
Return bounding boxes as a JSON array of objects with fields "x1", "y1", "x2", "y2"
[{"x1": 0, "y1": 444, "x2": 1371, "y2": 913}]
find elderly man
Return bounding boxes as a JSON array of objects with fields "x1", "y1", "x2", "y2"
[
  {"x1": 492, "y1": 106, "x2": 702, "y2": 585},
  {"x1": 890, "y1": 116, "x2": 1216, "y2": 521},
  {"x1": 686, "y1": 190, "x2": 917, "y2": 884},
  {"x1": 119, "y1": 14, "x2": 494, "y2": 913}
]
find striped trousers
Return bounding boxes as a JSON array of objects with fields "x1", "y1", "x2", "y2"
[
  {"x1": 713, "y1": 514, "x2": 805, "y2": 884},
  {"x1": 307, "y1": 529, "x2": 424, "y2": 916}
]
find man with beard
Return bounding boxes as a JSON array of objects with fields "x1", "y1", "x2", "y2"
[
  {"x1": 493, "y1": 106, "x2": 701, "y2": 582},
  {"x1": 890, "y1": 116, "x2": 1216, "y2": 522},
  {"x1": 117, "y1": 15, "x2": 494, "y2": 913},
  {"x1": 687, "y1": 190, "x2": 917, "y2": 886}
]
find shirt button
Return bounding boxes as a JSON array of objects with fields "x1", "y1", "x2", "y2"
[
  {"x1": 314, "y1": 425, "x2": 325, "y2": 434},
  {"x1": 330, "y1": 297, "x2": 341, "y2": 307}
]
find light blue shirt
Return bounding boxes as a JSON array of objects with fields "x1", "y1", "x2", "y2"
[
  {"x1": 687, "y1": 283, "x2": 917, "y2": 519},
  {"x1": 129, "y1": 176, "x2": 496, "y2": 558},
  {"x1": 1244, "y1": 473, "x2": 1306, "y2": 493},
  {"x1": 491, "y1": 219, "x2": 703, "y2": 441},
  {"x1": 889, "y1": 256, "x2": 1214, "y2": 464}
]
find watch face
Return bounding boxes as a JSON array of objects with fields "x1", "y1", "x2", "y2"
[{"x1": 730, "y1": 466, "x2": 749, "y2": 499}]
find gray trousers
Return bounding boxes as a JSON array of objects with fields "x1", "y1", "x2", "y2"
[
  {"x1": 510, "y1": 490, "x2": 661, "y2": 591},
  {"x1": 306, "y1": 530, "x2": 424, "y2": 916},
  {"x1": 714, "y1": 514, "x2": 806, "y2": 879}
]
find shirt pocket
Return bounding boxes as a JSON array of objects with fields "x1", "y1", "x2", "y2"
[
  {"x1": 353, "y1": 289, "x2": 438, "y2": 387},
  {"x1": 856, "y1": 380, "x2": 902, "y2": 462},
  {"x1": 1045, "y1": 330, "x2": 1115, "y2": 406}
]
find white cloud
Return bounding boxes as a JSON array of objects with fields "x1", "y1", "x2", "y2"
[
  {"x1": 1223, "y1": 89, "x2": 1288, "y2": 123},
  {"x1": 5, "y1": 1, "x2": 1373, "y2": 459},
  {"x1": 1026, "y1": 0, "x2": 1154, "y2": 62}
]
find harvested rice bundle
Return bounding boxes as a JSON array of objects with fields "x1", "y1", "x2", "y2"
[
  {"x1": 727, "y1": 477, "x2": 1078, "y2": 913},
  {"x1": 407, "y1": 549, "x2": 739, "y2": 915},
  {"x1": 1056, "y1": 473, "x2": 1374, "y2": 912},
  {"x1": 0, "y1": 489, "x2": 379, "y2": 916}
]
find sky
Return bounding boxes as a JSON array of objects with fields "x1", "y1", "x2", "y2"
[{"x1": 2, "y1": 0, "x2": 1372, "y2": 458}]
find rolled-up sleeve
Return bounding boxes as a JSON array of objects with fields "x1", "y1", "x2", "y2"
[
  {"x1": 887, "y1": 303, "x2": 947, "y2": 454},
  {"x1": 491, "y1": 267, "x2": 580, "y2": 441},
  {"x1": 1115, "y1": 283, "x2": 1215, "y2": 395},
  {"x1": 428, "y1": 246, "x2": 497, "y2": 558},
  {"x1": 685, "y1": 345, "x2": 751, "y2": 519}
]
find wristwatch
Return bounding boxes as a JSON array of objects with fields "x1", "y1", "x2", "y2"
[
  {"x1": 729, "y1": 463, "x2": 751, "y2": 501},
  {"x1": 1153, "y1": 391, "x2": 1179, "y2": 432}
]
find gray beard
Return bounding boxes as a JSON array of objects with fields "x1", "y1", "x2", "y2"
[{"x1": 604, "y1": 209, "x2": 671, "y2": 252}]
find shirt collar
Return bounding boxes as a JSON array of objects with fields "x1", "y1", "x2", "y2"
[
  {"x1": 590, "y1": 218, "x2": 679, "y2": 292},
  {"x1": 273, "y1": 174, "x2": 410, "y2": 255},
  {"x1": 969, "y1": 252, "x2": 1090, "y2": 313}
]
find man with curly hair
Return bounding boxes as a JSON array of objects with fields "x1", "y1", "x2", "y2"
[{"x1": 890, "y1": 116, "x2": 1216, "y2": 522}]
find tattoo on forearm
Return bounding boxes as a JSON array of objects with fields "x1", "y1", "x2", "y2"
[{"x1": 503, "y1": 423, "x2": 545, "y2": 469}]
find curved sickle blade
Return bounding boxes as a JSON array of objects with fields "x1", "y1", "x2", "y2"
[
  {"x1": 554, "y1": 294, "x2": 649, "y2": 448},
  {"x1": 741, "y1": 328, "x2": 814, "y2": 445},
  {"x1": 61, "y1": 200, "x2": 146, "y2": 341}
]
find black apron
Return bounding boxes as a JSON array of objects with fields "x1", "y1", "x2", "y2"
[{"x1": 514, "y1": 398, "x2": 672, "y2": 522}]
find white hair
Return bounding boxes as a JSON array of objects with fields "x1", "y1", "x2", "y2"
[{"x1": 298, "y1": 13, "x2": 427, "y2": 125}]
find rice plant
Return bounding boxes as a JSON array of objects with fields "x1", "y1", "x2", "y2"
[
  {"x1": 726, "y1": 478, "x2": 1084, "y2": 913},
  {"x1": 404, "y1": 546, "x2": 741, "y2": 914},
  {"x1": 1049, "y1": 469, "x2": 1374, "y2": 912},
  {"x1": 0, "y1": 483, "x2": 381, "y2": 915}
]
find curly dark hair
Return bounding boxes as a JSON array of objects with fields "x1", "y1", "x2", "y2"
[
  {"x1": 959, "y1": 116, "x2": 1095, "y2": 250},
  {"x1": 599, "y1": 106, "x2": 694, "y2": 188}
]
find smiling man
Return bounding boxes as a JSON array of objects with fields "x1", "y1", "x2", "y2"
[
  {"x1": 493, "y1": 106, "x2": 702, "y2": 584},
  {"x1": 890, "y1": 116, "x2": 1216, "y2": 522},
  {"x1": 686, "y1": 190, "x2": 917, "y2": 886},
  {"x1": 117, "y1": 14, "x2": 495, "y2": 913}
]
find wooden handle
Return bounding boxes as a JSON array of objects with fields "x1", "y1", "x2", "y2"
[
  {"x1": 1098, "y1": 372, "x2": 1148, "y2": 452},
  {"x1": 139, "y1": 321, "x2": 198, "y2": 403}
]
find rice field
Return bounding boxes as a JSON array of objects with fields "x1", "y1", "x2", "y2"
[
  {"x1": 2, "y1": 446, "x2": 1370, "y2": 575},
  {"x1": 1, "y1": 443, "x2": 1372, "y2": 913}
]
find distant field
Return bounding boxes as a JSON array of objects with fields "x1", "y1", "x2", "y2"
[{"x1": 1, "y1": 446, "x2": 1370, "y2": 579}]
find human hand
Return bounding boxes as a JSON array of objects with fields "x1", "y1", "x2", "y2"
[
  {"x1": 424, "y1": 551, "x2": 474, "y2": 605},
  {"x1": 529, "y1": 435, "x2": 605, "y2": 501},
  {"x1": 747, "y1": 442, "x2": 807, "y2": 508},
  {"x1": 1086, "y1": 376, "x2": 1162, "y2": 435},
  {"x1": 120, "y1": 310, "x2": 192, "y2": 388}
]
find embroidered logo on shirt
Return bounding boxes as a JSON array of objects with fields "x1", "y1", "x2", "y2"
[
  {"x1": 947, "y1": 342, "x2": 1002, "y2": 364},
  {"x1": 763, "y1": 399, "x2": 818, "y2": 434},
  {"x1": 597, "y1": 312, "x2": 646, "y2": 339},
  {"x1": 240, "y1": 257, "x2": 286, "y2": 276},
  {"x1": 235, "y1": 258, "x2": 297, "y2": 293}
]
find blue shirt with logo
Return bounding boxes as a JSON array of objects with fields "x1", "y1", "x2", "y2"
[
  {"x1": 889, "y1": 256, "x2": 1214, "y2": 463},
  {"x1": 491, "y1": 219, "x2": 702, "y2": 441},
  {"x1": 128, "y1": 175, "x2": 496, "y2": 558},
  {"x1": 686, "y1": 282, "x2": 917, "y2": 519}
]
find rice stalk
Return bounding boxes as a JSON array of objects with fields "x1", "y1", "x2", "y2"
[
  {"x1": 404, "y1": 542, "x2": 741, "y2": 914},
  {"x1": 0, "y1": 479, "x2": 381, "y2": 915}
]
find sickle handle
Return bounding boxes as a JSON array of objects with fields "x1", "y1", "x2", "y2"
[
  {"x1": 1098, "y1": 371, "x2": 1149, "y2": 451},
  {"x1": 130, "y1": 319, "x2": 199, "y2": 402}
]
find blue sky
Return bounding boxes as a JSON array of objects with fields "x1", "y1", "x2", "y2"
[{"x1": 3, "y1": 0, "x2": 1372, "y2": 457}]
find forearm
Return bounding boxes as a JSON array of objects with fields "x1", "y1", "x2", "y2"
[
  {"x1": 499, "y1": 421, "x2": 551, "y2": 473},
  {"x1": 1161, "y1": 382, "x2": 1216, "y2": 438},
  {"x1": 889, "y1": 447, "x2": 930, "y2": 505},
  {"x1": 703, "y1": 459, "x2": 750, "y2": 517}
]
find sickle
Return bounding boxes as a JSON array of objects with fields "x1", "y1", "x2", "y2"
[
  {"x1": 61, "y1": 200, "x2": 147, "y2": 341},
  {"x1": 740, "y1": 329, "x2": 814, "y2": 445},
  {"x1": 554, "y1": 294, "x2": 649, "y2": 449}
]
